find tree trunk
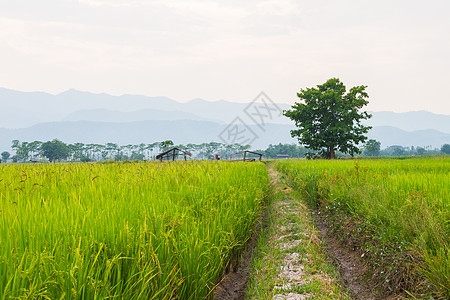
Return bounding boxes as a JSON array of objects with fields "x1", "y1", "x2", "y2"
[{"x1": 330, "y1": 147, "x2": 335, "y2": 159}]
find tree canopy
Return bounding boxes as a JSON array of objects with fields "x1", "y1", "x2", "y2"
[
  {"x1": 284, "y1": 78, "x2": 372, "y2": 159},
  {"x1": 441, "y1": 144, "x2": 450, "y2": 155},
  {"x1": 363, "y1": 139, "x2": 381, "y2": 157},
  {"x1": 40, "y1": 139, "x2": 70, "y2": 162},
  {"x1": 1, "y1": 151, "x2": 10, "y2": 163},
  {"x1": 160, "y1": 140, "x2": 174, "y2": 150}
]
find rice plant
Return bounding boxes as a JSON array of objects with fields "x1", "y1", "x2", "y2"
[
  {"x1": 276, "y1": 158, "x2": 449, "y2": 297},
  {"x1": 0, "y1": 161, "x2": 268, "y2": 299}
]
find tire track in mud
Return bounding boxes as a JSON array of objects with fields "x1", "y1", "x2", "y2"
[
  {"x1": 264, "y1": 165, "x2": 375, "y2": 299},
  {"x1": 215, "y1": 164, "x2": 375, "y2": 299}
]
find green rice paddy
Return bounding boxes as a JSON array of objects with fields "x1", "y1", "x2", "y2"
[{"x1": 0, "y1": 161, "x2": 268, "y2": 299}]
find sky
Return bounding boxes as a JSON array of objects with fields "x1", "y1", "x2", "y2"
[{"x1": 1, "y1": 0, "x2": 449, "y2": 114}]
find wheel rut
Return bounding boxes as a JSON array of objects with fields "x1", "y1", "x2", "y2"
[{"x1": 215, "y1": 164, "x2": 376, "y2": 299}]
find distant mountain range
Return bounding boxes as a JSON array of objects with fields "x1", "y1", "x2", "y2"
[
  {"x1": 0, "y1": 87, "x2": 291, "y2": 128},
  {"x1": 364, "y1": 111, "x2": 450, "y2": 134},
  {"x1": 63, "y1": 108, "x2": 217, "y2": 123},
  {"x1": 367, "y1": 127, "x2": 450, "y2": 149},
  {"x1": 1, "y1": 87, "x2": 449, "y2": 151},
  {"x1": 0, "y1": 120, "x2": 297, "y2": 151}
]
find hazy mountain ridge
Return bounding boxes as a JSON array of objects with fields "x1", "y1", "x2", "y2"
[
  {"x1": 1, "y1": 87, "x2": 449, "y2": 151},
  {"x1": 63, "y1": 108, "x2": 217, "y2": 123},
  {"x1": 0, "y1": 87, "x2": 291, "y2": 128},
  {"x1": 2, "y1": 87, "x2": 449, "y2": 131},
  {"x1": 365, "y1": 111, "x2": 450, "y2": 134},
  {"x1": 0, "y1": 120, "x2": 297, "y2": 151},
  {"x1": 367, "y1": 126, "x2": 450, "y2": 149}
]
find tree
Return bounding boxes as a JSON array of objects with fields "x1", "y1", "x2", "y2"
[
  {"x1": 416, "y1": 146, "x2": 426, "y2": 156},
  {"x1": 40, "y1": 139, "x2": 70, "y2": 162},
  {"x1": 363, "y1": 139, "x2": 381, "y2": 157},
  {"x1": 441, "y1": 144, "x2": 450, "y2": 155},
  {"x1": 11, "y1": 140, "x2": 31, "y2": 161},
  {"x1": 105, "y1": 143, "x2": 119, "y2": 159},
  {"x1": 259, "y1": 143, "x2": 308, "y2": 158},
  {"x1": 147, "y1": 142, "x2": 160, "y2": 159},
  {"x1": 160, "y1": 140, "x2": 174, "y2": 151},
  {"x1": 284, "y1": 78, "x2": 372, "y2": 159},
  {"x1": 204, "y1": 142, "x2": 222, "y2": 158},
  {"x1": 1, "y1": 151, "x2": 10, "y2": 163},
  {"x1": 28, "y1": 141, "x2": 42, "y2": 160},
  {"x1": 11, "y1": 140, "x2": 20, "y2": 154},
  {"x1": 393, "y1": 146, "x2": 405, "y2": 156}
]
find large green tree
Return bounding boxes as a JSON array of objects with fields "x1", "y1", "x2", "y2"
[
  {"x1": 284, "y1": 78, "x2": 372, "y2": 159},
  {"x1": 40, "y1": 139, "x2": 70, "y2": 162}
]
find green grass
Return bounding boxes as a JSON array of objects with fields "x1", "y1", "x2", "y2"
[
  {"x1": 0, "y1": 161, "x2": 268, "y2": 299},
  {"x1": 276, "y1": 158, "x2": 449, "y2": 298}
]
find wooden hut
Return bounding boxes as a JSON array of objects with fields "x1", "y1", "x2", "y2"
[{"x1": 156, "y1": 147, "x2": 192, "y2": 162}]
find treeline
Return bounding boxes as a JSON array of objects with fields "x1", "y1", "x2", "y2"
[
  {"x1": 255, "y1": 143, "x2": 308, "y2": 158},
  {"x1": 0, "y1": 139, "x2": 251, "y2": 163},
  {"x1": 258, "y1": 140, "x2": 450, "y2": 159},
  {"x1": 361, "y1": 139, "x2": 450, "y2": 157},
  {"x1": 1, "y1": 139, "x2": 449, "y2": 163}
]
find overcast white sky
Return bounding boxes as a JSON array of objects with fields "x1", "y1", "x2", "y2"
[{"x1": 1, "y1": 0, "x2": 449, "y2": 113}]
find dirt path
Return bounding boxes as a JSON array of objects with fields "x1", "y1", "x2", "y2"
[
  {"x1": 267, "y1": 167, "x2": 311, "y2": 299},
  {"x1": 214, "y1": 164, "x2": 376, "y2": 299},
  {"x1": 244, "y1": 165, "x2": 349, "y2": 299}
]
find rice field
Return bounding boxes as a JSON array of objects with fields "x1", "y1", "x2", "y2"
[
  {"x1": 0, "y1": 161, "x2": 268, "y2": 299},
  {"x1": 276, "y1": 157, "x2": 449, "y2": 297}
]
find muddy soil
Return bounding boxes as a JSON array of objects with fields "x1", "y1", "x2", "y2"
[
  {"x1": 317, "y1": 220, "x2": 378, "y2": 300},
  {"x1": 213, "y1": 200, "x2": 265, "y2": 300},
  {"x1": 213, "y1": 236, "x2": 255, "y2": 299}
]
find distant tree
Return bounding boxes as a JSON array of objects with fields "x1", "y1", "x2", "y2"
[
  {"x1": 28, "y1": 141, "x2": 42, "y2": 160},
  {"x1": 85, "y1": 144, "x2": 97, "y2": 160},
  {"x1": 101, "y1": 150, "x2": 109, "y2": 161},
  {"x1": 11, "y1": 140, "x2": 31, "y2": 161},
  {"x1": 160, "y1": 140, "x2": 174, "y2": 151},
  {"x1": 69, "y1": 142, "x2": 84, "y2": 161},
  {"x1": 11, "y1": 140, "x2": 20, "y2": 154},
  {"x1": 123, "y1": 144, "x2": 134, "y2": 157},
  {"x1": 392, "y1": 146, "x2": 405, "y2": 156},
  {"x1": 130, "y1": 152, "x2": 145, "y2": 161},
  {"x1": 259, "y1": 143, "x2": 308, "y2": 158},
  {"x1": 105, "y1": 143, "x2": 119, "y2": 159},
  {"x1": 145, "y1": 142, "x2": 158, "y2": 160},
  {"x1": 40, "y1": 139, "x2": 70, "y2": 162},
  {"x1": 363, "y1": 139, "x2": 381, "y2": 157},
  {"x1": 416, "y1": 146, "x2": 426, "y2": 156},
  {"x1": 138, "y1": 143, "x2": 146, "y2": 157},
  {"x1": 223, "y1": 143, "x2": 235, "y2": 156},
  {"x1": 1, "y1": 151, "x2": 10, "y2": 163},
  {"x1": 114, "y1": 152, "x2": 128, "y2": 161},
  {"x1": 239, "y1": 144, "x2": 251, "y2": 151},
  {"x1": 441, "y1": 144, "x2": 450, "y2": 155},
  {"x1": 205, "y1": 142, "x2": 222, "y2": 158},
  {"x1": 186, "y1": 143, "x2": 198, "y2": 156},
  {"x1": 93, "y1": 144, "x2": 104, "y2": 161},
  {"x1": 19, "y1": 142, "x2": 30, "y2": 160},
  {"x1": 284, "y1": 78, "x2": 372, "y2": 159}
]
